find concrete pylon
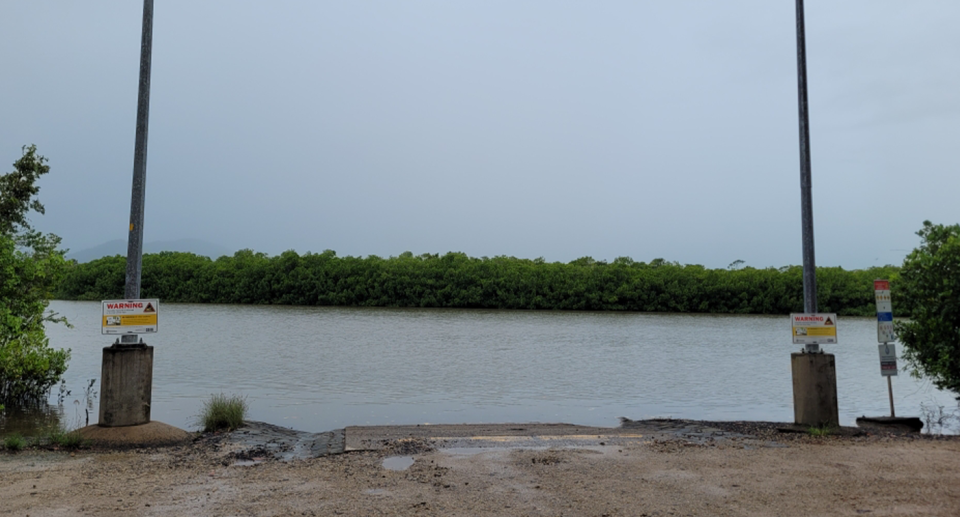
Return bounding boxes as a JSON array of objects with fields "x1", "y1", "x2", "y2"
[
  {"x1": 791, "y1": 352, "x2": 839, "y2": 427},
  {"x1": 99, "y1": 345, "x2": 153, "y2": 427}
]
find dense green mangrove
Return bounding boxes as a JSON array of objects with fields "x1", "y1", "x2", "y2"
[{"x1": 56, "y1": 250, "x2": 899, "y2": 316}]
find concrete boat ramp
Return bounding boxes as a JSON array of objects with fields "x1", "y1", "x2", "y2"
[{"x1": 220, "y1": 419, "x2": 766, "y2": 462}]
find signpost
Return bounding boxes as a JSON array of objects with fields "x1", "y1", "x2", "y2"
[
  {"x1": 788, "y1": 1, "x2": 840, "y2": 428},
  {"x1": 795, "y1": 0, "x2": 819, "y2": 355},
  {"x1": 879, "y1": 343, "x2": 897, "y2": 417},
  {"x1": 875, "y1": 280, "x2": 895, "y2": 343},
  {"x1": 879, "y1": 344, "x2": 898, "y2": 377},
  {"x1": 122, "y1": 0, "x2": 154, "y2": 344},
  {"x1": 790, "y1": 313, "x2": 838, "y2": 345},
  {"x1": 875, "y1": 280, "x2": 897, "y2": 417},
  {"x1": 98, "y1": 0, "x2": 156, "y2": 429},
  {"x1": 102, "y1": 299, "x2": 159, "y2": 335}
]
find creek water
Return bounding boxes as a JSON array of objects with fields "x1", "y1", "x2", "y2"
[{"x1": 2, "y1": 301, "x2": 956, "y2": 435}]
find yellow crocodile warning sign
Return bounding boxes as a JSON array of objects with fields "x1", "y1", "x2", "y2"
[
  {"x1": 790, "y1": 313, "x2": 838, "y2": 345},
  {"x1": 102, "y1": 299, "x2": 159, "y2": 335}
]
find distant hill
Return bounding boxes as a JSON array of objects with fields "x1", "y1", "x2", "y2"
[{"x1": 67, "y1": 239, "x2": 234, "y2": 263}]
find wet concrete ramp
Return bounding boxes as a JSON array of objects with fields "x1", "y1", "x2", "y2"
[{"x1": 226, "y1": 421, "x2": 345, "y2": 460}]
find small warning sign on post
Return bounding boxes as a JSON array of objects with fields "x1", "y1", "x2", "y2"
[
  {"x1": 790, "y1": 313, "x2": 838, "y2": 345},
  {"x1": 874, "y1": 280, "x2": 896, "y2": 343},
  {"x1": 101, "y1": 299, "x2": 159, "y2": 335},
  {"x1": 879, "y1": 343, "x2": 898, "y2": 376}
]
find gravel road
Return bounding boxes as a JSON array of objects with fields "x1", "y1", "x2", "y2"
[{"x1": 1, "y1": 420, "x2": 958, "y2": 516}]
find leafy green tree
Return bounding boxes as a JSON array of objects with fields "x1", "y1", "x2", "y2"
[
  {"x1": 0, "y1": 146, "x2": 49, "y2": 236},
  {"x1": 0, "y1": 145, "x2": 70, "y2": 406},
  {"x1": 895, "y1": 221, "x2": 960, "y2": 399}
]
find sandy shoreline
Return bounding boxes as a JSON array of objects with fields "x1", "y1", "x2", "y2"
[{"x1": 2, "y1": 419, "x2": 959, "y2": 516}]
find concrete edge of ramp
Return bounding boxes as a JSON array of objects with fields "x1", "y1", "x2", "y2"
[
  {"x1": 344, "y1": 423, "x2": 656, "y2": 451},
  {"x1": 223, "y1": 418, "x2": 875, "y2": 460},
  {"x1": 217, "y1": 422, "x2": 665, "y2": 459},
  {"x1": 78, "y1": 421, "x2": 193, "y2": 448},
  {"x1": 341, "y1": 419, "x2": 818, "y2": 451}
]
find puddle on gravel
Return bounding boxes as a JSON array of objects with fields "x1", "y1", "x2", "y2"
[
  {"x1": 382, "y1": 456, "x2": 415, "y2": 471},
  {"x1": 231, "y1": 460, "x2": 264, "y2": 467},
  {"x1": 365, "y1": 488, "x2": 391, "y2": 496}
]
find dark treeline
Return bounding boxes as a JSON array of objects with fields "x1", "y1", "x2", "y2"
[{"x1": 56, "y1": 250, "x2": 899, "y2": 316}]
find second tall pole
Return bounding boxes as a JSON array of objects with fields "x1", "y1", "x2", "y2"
[{"x1": 795, "y1": 0, "x2": 818, "y2": 355}]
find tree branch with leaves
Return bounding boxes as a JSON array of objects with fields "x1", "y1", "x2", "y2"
[
  {"x1": 0, "y1": 145, "x2": 70, "y2": 406},
  {"x1": 895, "y1": 221, "x2": 960, "y2": 400}
]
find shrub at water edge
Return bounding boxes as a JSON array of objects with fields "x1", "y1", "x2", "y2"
[
  {"x1": 896, "y1": 221, "x2": 960, "y2": 400},
  {"x1": 3, "y1": 433, "x2": 26, "y2": 451},
  {"x1": 198, "y1": 393, "x2": 248, "y2": 432}
]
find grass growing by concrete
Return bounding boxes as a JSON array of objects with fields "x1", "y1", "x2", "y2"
[
  {"x1": 2, "y1": 428, "x2": 88, "y2": 451},
  {"x1": 198, "y1": 393, "x2": 248, "y2": 432},
  {"x1": 806, "y1": 425, "x2": 833, "y2": 437},
  {"x1": 48, "y1": 427, "x2": 87, "y2": 450},
  {"x1": 4, "y1": 433, "x2": 26, "y2": 451}
]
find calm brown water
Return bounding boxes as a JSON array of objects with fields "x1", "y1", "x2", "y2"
[{"x1": 2, "y1": 301, "x2": 956, "y2": 434}]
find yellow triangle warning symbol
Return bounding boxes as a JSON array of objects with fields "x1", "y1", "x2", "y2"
[
  {"x1": 144, "y1": 303, "x2": 156, "y2": 313},
  {"x1": 824, "y1": 317, "x2": 833, "y2": 325}
]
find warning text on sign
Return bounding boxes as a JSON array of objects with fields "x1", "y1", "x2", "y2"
[
  {"x1": 101, "y1": 299, "x2": 159, "y2": 335},
  {"x1": 790, "y1": 313, "x2": 838, "y2": 345}
]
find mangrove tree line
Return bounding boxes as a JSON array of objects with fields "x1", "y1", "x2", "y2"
[{"x1": 57, "y1": 251, "x2": 898, "y2": 316}]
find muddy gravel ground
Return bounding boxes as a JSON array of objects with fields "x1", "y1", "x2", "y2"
[{"x1": 2, "y1": 426, "x2": 959, "y2": 516}]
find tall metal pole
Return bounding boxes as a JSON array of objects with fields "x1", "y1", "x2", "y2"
[
  {"x1": 795, "y1": 0, "x2": 819, "y2": 353},
  {"x1": 122, "y1": 0, "x2": 154, "y2": 345}
]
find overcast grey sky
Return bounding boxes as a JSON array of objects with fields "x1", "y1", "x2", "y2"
[{"x1": 2, "y1": 1, "x2": 957, "y2": 269}]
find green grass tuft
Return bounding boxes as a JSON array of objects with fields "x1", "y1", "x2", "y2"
[
  {"x1": 198, "y1": 393, "x2": 248, "y2": 432},
  {"x1": 47, "y1": 427, "x2": 87, "y2": 450},
  {"x1": 4, "y1": 433, "x2": 26, "y2": 451},
  {"x1": 54, "y1": 430, "x2": 86, "y2": 449},
  {"x1": 806, "y1": 425, "x2": 833, "y2": 437}
]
